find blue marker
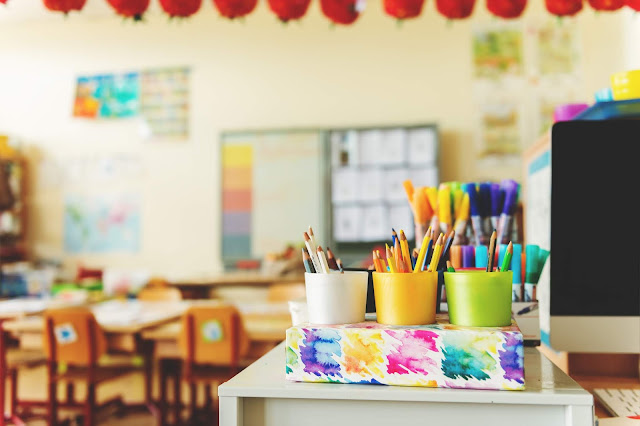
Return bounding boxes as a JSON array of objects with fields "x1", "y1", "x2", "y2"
[
  {"x1": 475, "y1": 245, "x2": 488, "y2": 269},
  {"x1": 512, "y1": 244, "x2": 522, "y2": 301}
]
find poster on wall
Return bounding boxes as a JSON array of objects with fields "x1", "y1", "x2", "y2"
[
  {"x1": 472, "y1": 25, "x2": 523, "y2": 79},
  {"x1": 73, "y1": 73, "x2": 140, "y2": 119},
  {"x1": 139, "y1": 67, "x2": 190, "y2": 140},
  {"x1": 64, "y1": 194, "x2": 141, "y2": 253}
]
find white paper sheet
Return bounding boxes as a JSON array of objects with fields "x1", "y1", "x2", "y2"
[
  {"x1": 383, "y1": 168, "x2": 410, "y2": 202},
  {"x1": 333, "y1": 206, "x2": 362, "y2": 242},
  {"x1": 358, "y1": 168, "x2": 384, "y2": 202},
  {"x1": 380, "y1": 129, "x2": 407, "y2": 166},
  {"x1": 332, "y1": 168, "x2": 359, "y2": 203},
  {"x1": 358, "y1": 130, "x2": 384, "y2": 166},
  {"x1": 360, "y1": 204, "x2": 388, "y2": 242},
  {"x1": 408, "y1": 128, "x2": 438, "y2": 165}
]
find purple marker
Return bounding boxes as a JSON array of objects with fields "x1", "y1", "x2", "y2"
[
  {"x1": 490, "y1": 183, "x2": 502, "y2": 232},
  {"x1": 497, "y1": 180, "x2": 519, "y2": 245},
  {"x1": 462, "y1": 245, "x2": 475, "y2": 268}
]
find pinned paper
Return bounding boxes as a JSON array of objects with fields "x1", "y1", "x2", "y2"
[
  {"x1": 54, "y1": 323, "x2": 78, "y2": 345},
  {"x1": 201, "y1": 320, "x2": 224, "y2": 342}
]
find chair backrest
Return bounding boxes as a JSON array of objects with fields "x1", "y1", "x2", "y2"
[
  {"x1": 43, "y1": 307, "x2": 107, "y2": 366},
  {"x1": 267, "y1": 282, "x2": 305, "y2": 303},
  {"x1": 178, "y1": 305, "x2": 250, "y2": 367},
  {"x1": 137, "y1": 286, "x2": 182, "y2": 302}
]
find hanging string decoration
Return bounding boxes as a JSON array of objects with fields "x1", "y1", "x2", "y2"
[
  {"x1": 383, "y1": 0, "x2": 425, "y2": 20},
  {"x1": 320, "y1": 0, "x2": 365, "y2": 25},
  {"x1": 486, "y1": 0, "x2": 527, "y2": 18},
  {"x1": 267, "y1": 0, "x2": 312, "y2": 22},
  {"x1": 436, "y1": 0, "x2": 476, "y2": 19},
  {"x1": 106, "y1": 0, "x2": 150, "y2": 20},
  {"x1": 545, "y1": 0, "x2": 583, "y2": 16},
  {"x1": 213, "y1": 0, "x2": 258, "y2": 19}
]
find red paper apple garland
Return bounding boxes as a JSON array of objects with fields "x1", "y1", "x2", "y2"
[
  {"x1": 159, "y1": 0, "x2": 201, "y2": 17},
  {"x1": 626, "y1": 0, "x2": 640, "y2": 10},
  {"x1": 107, "y1": 0, "x2": 150, "y2": 20},
  {"x1": 436, "y1": 0, "x2": 476, "y2": 19},
  {"x1": 43, "y1": 0, "x2": 86, "y2": 14},
  {"x1": 383, "y1": 0, "x2": 425, "y2": 20},
  {"x1": 587, "y1": 0, "x2": 624, "y2": 10},
  {"x1": 0, "y1": 0, "x2": 7, "y2": 5},
  {"x1": 545, "y1": 0, "x2": 583, "y2": 16},
  {"x1": 486, "y1": 0, "x2": 526, "y2": 18},
  {"x1": 267, "y1": 0, "x2": 312, "y2": 22},
  {"x1": 320, "y1": 0, "x2": 364, "y2": 25},
  {"x1": 213, "y1": 0, "x2": 258, "y2": 19}
]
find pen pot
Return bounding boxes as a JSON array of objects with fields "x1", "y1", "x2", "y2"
[
  {"x1": 305, "y1": 271, "x2": 368, "y2": 325},
  {"x1": 444, "y1": 271, "x2": 513, "y2": 327},
  {"x1": 372, "y1": 272, "x2": 438, "y2": 326}
]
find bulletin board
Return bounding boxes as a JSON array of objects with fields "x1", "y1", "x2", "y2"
[{"x1": 220, "y1": 129, "x2": 328, "y2": 268}]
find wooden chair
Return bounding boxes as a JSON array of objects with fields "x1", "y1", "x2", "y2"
[
  {"x1": 1, "y1": 320, "x2": 47, "y2": 426},
  {"x1": 137, "y1": 286, "x2": 182, "y2": 302},
  {"x1": 176, "y1": 305, "x2": 250, "y2": 424},
  {"x1": 43, "y1": 307, "x2": 140, "y2": 426}
]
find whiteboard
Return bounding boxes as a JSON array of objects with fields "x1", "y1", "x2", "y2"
[{"x1": 221, "y1": 130, "x2": 326, "y2": 265}]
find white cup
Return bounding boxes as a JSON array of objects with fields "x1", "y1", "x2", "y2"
[{"x1": 304, "y1": 271, "x2": 368, "y2": 325}]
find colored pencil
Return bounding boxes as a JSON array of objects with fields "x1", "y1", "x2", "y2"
[
  {"x1": 411, "y1": 248, "x2": 418, "y2": 270},
  {"x1": 437, "y1": 229, "x2": 455, "y2": 271},
  {"x1": 487, "y1": 229, "x2": 497, "y2": 272},
  {"x1": 326, "y1": 247, "x2": 339, "y2": 270},
  {"x1": 391, "y1": 228, "x2": 398, "y2": 247},
  {"x1": 372, "y1": 250, "x2": 383, "y2": 273},
  {"x1": 302, "y1": 247, "x2": 315, "y2": 273},
  {"x1": 422, "y1": 230, "x2": 435, "y2": 271},
  {"x1": 414, "y1": 226, "x2": 432, "y2": 274},
  {"x1": 303, "y1": 231, "x2": 321, "y2": 273},
  {"x1": 500, "y1": 241, "x2": 513, "y2": 272},
  {"x1": 336, "y1": 258, "x2": 344, "y2": 273},
  {"x1": 316, "y1": 246, "x2": 330, "y2": 274},
  {"x1": 378, "y1": 251, "x2": 388, "y2": 272},
  {"x1": 428, "y1": 234, "x2": 444, "y2": 272},
  {"x1": 399, "y1": 230, "x2": 412, "y2": 272},
  {"x1": 394, "y1": 238, "x2": 406, "y2": 273},
  {"x1": 446, "y1": 260, "x2": 456, "y2": 273},
  {"x1": 386, "y1": 244, "x2": 397, "y2": 273}
]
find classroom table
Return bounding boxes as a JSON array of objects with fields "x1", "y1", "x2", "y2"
[
  {"x1": 169, "y1": 272, "x2": 304, "y2": 299},
  {"x1": 218, "y1": 342, "x2": 595, "y2": 426}
]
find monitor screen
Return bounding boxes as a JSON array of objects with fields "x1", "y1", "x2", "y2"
[{"x1": 551, "y1": 120, "x2": 640, "y2": 317}]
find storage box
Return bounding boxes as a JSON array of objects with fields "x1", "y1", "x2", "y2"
[{"x1": 286, "y1": 314, "x2": 524, "y2": 391}]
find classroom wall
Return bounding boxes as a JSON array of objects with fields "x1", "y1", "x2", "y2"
[{"x1": 0, "y1": 1, "x2": 628, "y2": 278}]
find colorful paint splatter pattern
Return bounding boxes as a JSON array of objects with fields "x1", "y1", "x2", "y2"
[{"x1": 286, "y1": 314, "x2": 524, "y2": 390}]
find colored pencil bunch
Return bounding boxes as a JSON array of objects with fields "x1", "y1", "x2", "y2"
[
  {"x1": 371, "y1": 226, "x2": 456, "y2": 273},
  {"x1": 403, "y1": 179, "x2": 520, "y2": 248},
  {"x1": 302, "y1": 227, "x2": 343, "y2": 274}
]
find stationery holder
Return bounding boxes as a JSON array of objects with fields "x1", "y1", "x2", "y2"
[
  {"x1": 372, "y1": 271, "x2": 438, "y2": 326},
  {"x1": 304, "y1": 271, "x2": 368, "y2": 325}
]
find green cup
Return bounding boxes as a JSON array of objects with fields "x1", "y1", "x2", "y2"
[{"x1": 444, "y1": 271, "x2": 513, "y2": 327}]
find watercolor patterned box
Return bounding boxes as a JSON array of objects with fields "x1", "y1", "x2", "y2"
[{"x1": 286, "y1": 314, "x2": 524, "y2": 391}]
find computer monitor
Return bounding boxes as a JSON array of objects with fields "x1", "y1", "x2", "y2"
[{"x1": 549, "y1": 119, "x2": 640, "y2": 353}]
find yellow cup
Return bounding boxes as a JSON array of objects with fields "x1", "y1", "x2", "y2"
[
  {"x1": 372, "y1": 272, "x2": 438, "y2": 326},
  {"x1": 611, "y1": 70, "x2": 640, "y2": 100}
]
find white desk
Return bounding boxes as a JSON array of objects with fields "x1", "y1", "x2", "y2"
[{"x1": 218, "y1": 342, "x2": 594, "y2": 426}]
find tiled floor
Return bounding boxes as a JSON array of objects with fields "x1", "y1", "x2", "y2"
[{"x1": 6, "y1": 366, "x2": 220, "y2": 425}]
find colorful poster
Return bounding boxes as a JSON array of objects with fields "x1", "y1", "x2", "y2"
[
  {"x1": 64, "y1": 194, "x2": 141, "y2": 253},
  {"x1": 140, "y1": 67, "x2": 189, "y2": 140},
  {"x1": 478, "y1": 101, "x2": 521, "y2": 157},
  {"x1": 537, "y1": 21, "x2": 579, "y2": 76},
  {"x1": 73, "y1": 73, "x2": 140, "y2": 119},
  {"x1": 473, "y1": 28, "x2": 523, "y2": 79}
]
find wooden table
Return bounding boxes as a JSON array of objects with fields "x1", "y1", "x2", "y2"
[
  {"x1": 169, "y1": 272, "x2": 304, "y2": 299},
  {"x1": 219, "y1": 342, "x2": 595, "y2": 426}
]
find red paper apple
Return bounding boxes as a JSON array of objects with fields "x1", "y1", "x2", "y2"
[
  {"x1": 625, "y1": 0, "x2": 640, "y2": 9},
  {"x1": 159, "y1": 0, "x2": 201, "y2": 17},
  {"x1": 107, "y1": 0, "x2": 150, "y2": 20},
  {"x1": 383, "y1": 0, "x2": 425, "y2": 19},
  {"x1": 267, "y1": 0, "x2": 311, "y2": 21},
  {"x1": 42, "y1": 0, "x2": 86, "y2": 13},
  {"x1": 213, "y1": 0, "x2": 258, "y2": 19},
  {"x1": 436, "y1": 0, "x2": 476, "y2": 19},
  {"x1": 320, "y1": 0, "x2": 363, "y2": 25},
  {"x1": 0, "y1": 0, "x2": 7, "y2": 5},
  {"x1": 587, "y1": 0, "x2": 624, "y2": 10},
  {"x1": 545, "y1": 0, "x2": 583, "y2": 16},
  {"x1": 486, "y1": 0, "x2": 527, "y2": 18}
]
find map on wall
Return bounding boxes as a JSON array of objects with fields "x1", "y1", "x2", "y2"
[
  {"x1": 64, "y1": 194, "x2": 141, "y2": 253},
  {"x1": 73, "y1": 73, "x2": 140, "y2": 119}
]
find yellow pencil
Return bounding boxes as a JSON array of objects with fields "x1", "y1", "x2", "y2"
[
  {"x1": 428, "y1": 234, "x2": 444, "y2": 272},
  {"x1": 399, "y1": 230, "x2": 413, "y2": 272},
  {"x1": 385, "y1": 244, "x2": 396, "y2": 273},
  {"x1": 413, "y1": 225, "x2": 432, "y2": 273}
]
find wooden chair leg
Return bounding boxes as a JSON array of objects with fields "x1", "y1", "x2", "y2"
[
  {"x1": 204, "y1": 384, "x2": 212, "y2": 414},
  {"x1": 189, "y1": 383, "x2": 197, "y2": 425},
  {"x1": 173, "y1": 370, "x2": 181, "y2": 426},
  {"x1": 48, "y1": 375, "x2": 58, "y2": 426},
  {"x1": 9, "y1": 369, "x2": 18, "y2": 417},
  {"x1": 158, "y1": 360, "x2": 167, "y2": 426},
  {"x1": 85, "y1": 383, "x2": 96, "y2": 426}
]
